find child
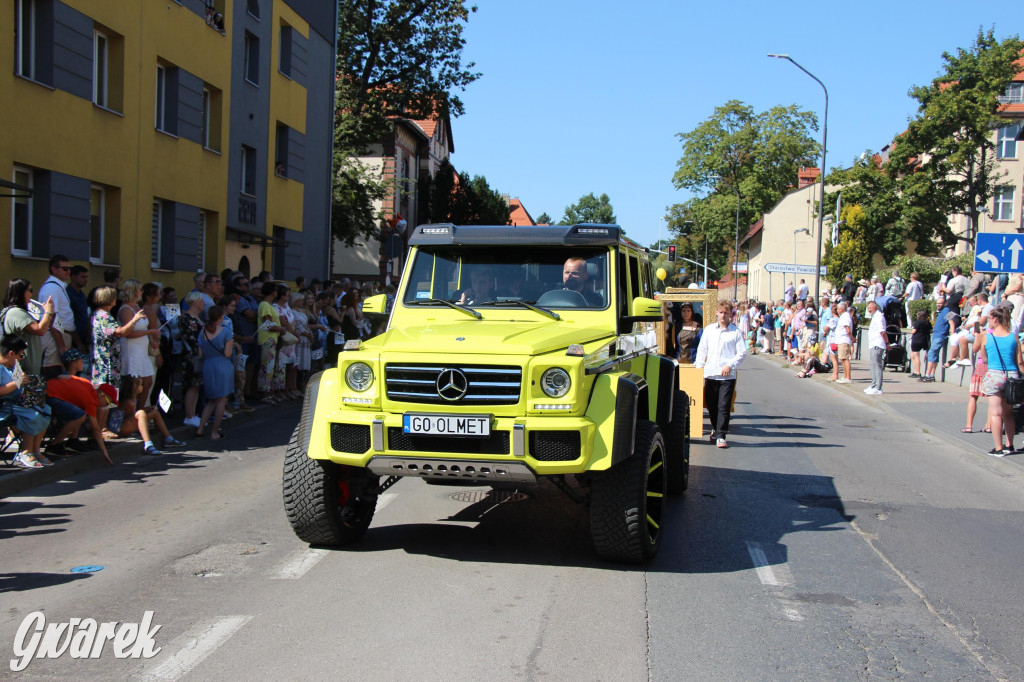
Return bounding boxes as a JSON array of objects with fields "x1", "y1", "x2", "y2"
[{"x1": 103, "y1": 376, "x2": 187, "y2": 455}]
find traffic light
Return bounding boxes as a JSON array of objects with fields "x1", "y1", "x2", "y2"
[{"x1": 668, "y1": 245, "x2": 676, "y2": 262}]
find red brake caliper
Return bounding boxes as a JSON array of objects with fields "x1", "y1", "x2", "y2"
[{"x1": 337, "y1": 465, "x2": 351, "y2": 506}]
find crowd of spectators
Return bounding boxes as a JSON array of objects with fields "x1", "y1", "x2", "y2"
[
  {"x1": 671, "y1": 265, "x2": 1024, "y2": 458},
  {"x1": 1, "y1": 253, "x2": 394, "y2": 469}
]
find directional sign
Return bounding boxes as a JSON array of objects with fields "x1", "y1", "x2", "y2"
[
  {"x1": 763, "y1": 263, "x2": 827, "y2": 276},
  {"x1": 975, "y1": 233, "x2": 1024, "y2": 273}
]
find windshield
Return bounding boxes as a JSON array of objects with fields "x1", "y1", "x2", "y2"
[{"x1": 402, "y1": 246, "x2": 609, "y2": 310}]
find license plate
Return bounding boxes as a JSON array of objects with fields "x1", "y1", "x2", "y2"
[{"x1": 403, "y1": 413, "x2": 491, "y2": 437}]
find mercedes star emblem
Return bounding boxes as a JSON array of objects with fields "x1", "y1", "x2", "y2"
[{"x1": 436, "y1": 368, "x2": 469, "y2": 401}]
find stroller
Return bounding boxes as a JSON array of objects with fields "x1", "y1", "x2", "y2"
[{"x1": 884, "y1": 324, "x2": 911, "y2": 372}]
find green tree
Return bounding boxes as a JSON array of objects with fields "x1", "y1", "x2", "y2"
[
  {"x1": 428, "y1": 159, "x2": 510, "y2": 225},
  {"x1": 536, "y1": 212, "x2": 552, "y2": 225},
  {"x1": 332, "y1": 0, "x2": 481, "y2": 244},
  {"x1": 561, "y1": 193, "x2": 616, "y2": 224},
  {"x1": 669, "y1": 100, "x2": 820, "y2": 276},
  {"x1": 823, "y1": 204, "x2": 874, "y2": 283},
  {"x1": 887, "y1": 29, "x2": 1023, "y2": 249}
]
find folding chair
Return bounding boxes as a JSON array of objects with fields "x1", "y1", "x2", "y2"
[{"x1": 0, "y1": 414, "x2": 22, "y2": 466}]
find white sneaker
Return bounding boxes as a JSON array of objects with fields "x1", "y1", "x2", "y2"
[
  {"x1": 836, "y1": 378, "x2": 852, "y2": 384},
  {"x1": 183, "y1": 416, "x2": 201, "y2": 428},
  {"x1": 716, "y1": 438, "x2": 728, "y2": 448},
  {"x1": 865, "y1": 388, "x2": 882, "y2": 395},
  {"x1": 863, "y1": 387, "x2": 873, "y2": 393},
  {"x1": 955, "y1": 359, "x2": 972, "y2": 366},
  {"x1": 13, "y1": 452, "x2": 43, "y2": 469}
]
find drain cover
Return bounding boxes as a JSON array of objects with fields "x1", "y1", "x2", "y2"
[{"x1": 449, "y1": 490, "x2": 529, "y2": 504}]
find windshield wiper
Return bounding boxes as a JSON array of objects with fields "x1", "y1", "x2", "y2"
[
  {"x1": 407, "y1": 298, "x2": 481, "y2": 319},
  {"x1": 476, "y1": 300, "x2": 560, "y2": 320}
]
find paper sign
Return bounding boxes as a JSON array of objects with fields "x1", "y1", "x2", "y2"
[
  {"x1": 158, "y1": 389, "x2": 172, "y2": 413},
  {"x1": 259, "y1": 319, "x2": 276, "y2": 331},
  {"x1": 235, "y1": 354, "x2": 248, "y2": 371},
  {"x1": 12, "y1": 361, "x2": 24, "y2": 388},
  {"x1": 27, "y1": 299, "x2": 46, "y2": 322},
  {"x1": 333, "y1": 332, "x2": 345, "y2": 346},
  {"x1": 311, "y1": 347, "x2": 324, "y2": 361},
  {"x1": 161, "y1": 303, "x2": 181, "y2": 321}
]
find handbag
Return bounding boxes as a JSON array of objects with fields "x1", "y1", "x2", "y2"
[
  {"x1": 991, "y1": 335, "x2": 1024, "y2": 404},
  {"x1": 280, "y1": 331, "x2": 299, "y2": 347},
  {"x1": 17, "y1": 374, "x2": 49, "y2": 409}
]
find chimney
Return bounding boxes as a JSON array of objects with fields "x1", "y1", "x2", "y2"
[{"x1": 797, "y1": 166, "x2": 821, "y2": 189}]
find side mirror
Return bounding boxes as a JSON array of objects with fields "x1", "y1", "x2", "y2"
[
  {"x1": 362, "y1": 294, "x2": 387, "y2": 315},
  {"x1": 630, "y1": 296, "x2": 663, "y2": 319}
]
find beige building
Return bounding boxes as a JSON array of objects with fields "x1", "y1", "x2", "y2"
[{"x1": 743, "y1": 168, "x2": 832, "y2": 303}]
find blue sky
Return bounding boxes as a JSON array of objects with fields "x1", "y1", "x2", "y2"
[{"x1": 450, "y1": 0, "x2": 1022, "y2": 249}]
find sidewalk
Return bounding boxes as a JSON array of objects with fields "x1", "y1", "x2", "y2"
[
  {"x1": 756, "y1": 348, "x2": 1024, "y2": 466},
  {"x1": 0, "y1": 400, "x2": 300, "y2": 499}
]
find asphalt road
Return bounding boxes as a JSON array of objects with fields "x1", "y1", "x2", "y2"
[{"x1": 1, "y1": 355, "x2": 1023, "y2": 681}]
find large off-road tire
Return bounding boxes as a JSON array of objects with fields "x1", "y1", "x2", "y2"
[
  {"x1": 589, "y1": 420, "x2": 667, "y2": 563},
  {"x1": 664, "y1": 389, "x2": 691, "y2": 495},
  {"x1": 282, "y1": 428, "x2": 379, "y2": 546}
]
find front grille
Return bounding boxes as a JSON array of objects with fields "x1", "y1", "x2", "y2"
[
  {"x1": 387, "y1": 427, "x2": 510, "y2": 455},
  {"x1": 385, "y1": 364, "x2": 522, "y2": 405},
  {"x1": 529, "y1": 431, "x2": 581, "y2": 461},
  {"x1": 330, "y1": 423, "x2": 371, "y2": 454}
]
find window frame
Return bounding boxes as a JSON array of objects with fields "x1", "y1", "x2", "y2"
[
  {"x1": 93, "y1": 29, "x2": 109, "y2": 108},
  {"x1": 246, "y1": 0, "x2": 260, "y2": 20},
  {"x1": 997, "y1": 123, "x2": 1021, "y2": 159},
  {"x1": 243, "y1": 32, "x2": 260, "y2": 86},
  {"x1": 155, "y1": 64, "x2": 167, "y2": 131},
  {"x1": 90, "y1": 184, "x2": 105, "y2": 264},
  {"x1": 241, "y1": 145, "x2": 257, "y2": 196},
  {"x1": 994, "y1": 187, "x2": 1016, "y2": 222},
  {"x1": 15, "y1": 0, "x2": 36, "y2": 80},
  {"x1": 201, "y1": 87, "x2": 211, "y2": 149},
  {"x1": 151, "y1": 199, "x2": 163, "y2": 269},
  {"x1": 11, "y1": 166, "x2": 33, "y2": 257}
]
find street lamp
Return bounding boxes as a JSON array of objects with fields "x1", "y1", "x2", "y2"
[{"x1": 768, "y1": 53, "x2": 828, "y2": 303}]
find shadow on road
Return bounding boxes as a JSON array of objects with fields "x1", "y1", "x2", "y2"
[
  {"x1": 314, "y1": 462, "x2": 853, "y2": 573},
  {"x1": 0, "y1": 571, "x2": 92, "y2": 593}
]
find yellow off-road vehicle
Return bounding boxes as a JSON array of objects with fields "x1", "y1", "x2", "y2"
[{"x1": 283, "y1": 223, "x2": 691, "y2": 562}]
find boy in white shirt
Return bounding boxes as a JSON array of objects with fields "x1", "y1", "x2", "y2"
[{"x1": 695, "y1": 301, "x2": 748, "y2": 448}]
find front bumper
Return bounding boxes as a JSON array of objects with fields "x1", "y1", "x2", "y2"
[{"x1": 314, "y1": 410, "x2": 598, "y2": 476}]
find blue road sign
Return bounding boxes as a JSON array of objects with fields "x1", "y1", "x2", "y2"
[{"x1": 975, "y1": 233, "x2": 1024, "y2": 273}]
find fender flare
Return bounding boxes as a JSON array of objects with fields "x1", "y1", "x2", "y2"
[{"x1": 611, "y1": 373, "x2": 648, "y2": 465}]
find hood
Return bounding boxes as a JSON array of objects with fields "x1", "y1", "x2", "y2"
[{"x1": 378, "y1": 319, "x2": 611, "y2": 355}]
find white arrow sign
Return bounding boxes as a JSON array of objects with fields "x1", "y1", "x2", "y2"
[
  {"x1": 1011, "y1": 240, "x2": 1023, "y2": 270},
  {"x1": 978, "y1": 250, "x2": 1000, "y2": 269}
]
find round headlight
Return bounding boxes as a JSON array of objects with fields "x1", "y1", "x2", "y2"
[
  {"x1": 541, "y1": 368, "x2": 571, "y2": 398},
  {"x1": 345, "y1": 362, "x2": 374, "y2": 392}
]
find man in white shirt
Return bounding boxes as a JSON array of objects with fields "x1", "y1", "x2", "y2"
[
  {"x1": 784, "y1": 282, "x2": 796, "y2": 305},
  {"x1": 695, "y1": 301, "x2": 748, "y2": 449},
  {"x1": 38, "y1": 254, "x2": 76, "y2": 379},
  {"x1": 797, "y1": 279, "x2": 809, "y2": 303},
  {"x1": 865, "y1": 300, "x2": 889, "y2": 395},
  {"x1": 832, "y1": 302, "x2": 854, "y2": 384}
]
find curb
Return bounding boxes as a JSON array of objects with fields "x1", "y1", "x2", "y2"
[{"x1": 0, "y1": 401, "x2": 299, "y2": 499}]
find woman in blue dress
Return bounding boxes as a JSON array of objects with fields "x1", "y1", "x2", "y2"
[
  {"x1": 196, "y1": 306, "x2": 236, "y2": 440},
  {"x1": 0, "y1": 334, "x2": 51, "y2": 468}
]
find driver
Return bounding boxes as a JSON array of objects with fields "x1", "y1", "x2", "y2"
[
  {"x1": 458, "y1": 266, "x2": 496, "y2": 305},
  {"x1": 562, "y1": 257, "x2": 602, "y2": 306}
]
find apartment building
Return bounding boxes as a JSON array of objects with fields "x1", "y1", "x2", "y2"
[{"x1": 2, "y1": 0, "x2": 335, "y2": 293}]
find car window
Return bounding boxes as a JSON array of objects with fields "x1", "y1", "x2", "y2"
[{"x1": 401, "y1": 246, "x2": 610, "y2": 309}]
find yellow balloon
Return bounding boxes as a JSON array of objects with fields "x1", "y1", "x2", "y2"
[{"x1": 656, "y1": 268, "x2": 667, "y2": 281}]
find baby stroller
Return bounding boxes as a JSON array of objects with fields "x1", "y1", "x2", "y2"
[{"x1": 884, "y1": 324, "x2": 911, "y2": 372}]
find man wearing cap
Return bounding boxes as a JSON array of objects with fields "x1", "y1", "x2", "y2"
[{"x1": 44, "y1": 349, "x2": 99, "y2": 460}]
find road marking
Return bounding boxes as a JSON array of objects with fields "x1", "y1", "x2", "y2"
[
  {"x1": 746, "y1": 541, "x2": 782, "y2": 586},
  {"x1": 272, "y1": 548, "x2": 329, "y2": 579},
  {"x1": 376, "y1": 492, "x2": 397, "y2": 512},
  {"x1": 141, "y1": 615, "x2": 251, "y2": 680},
  {"x1": 746, "y1": 541, "x2": 803, "y2": 622}
]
